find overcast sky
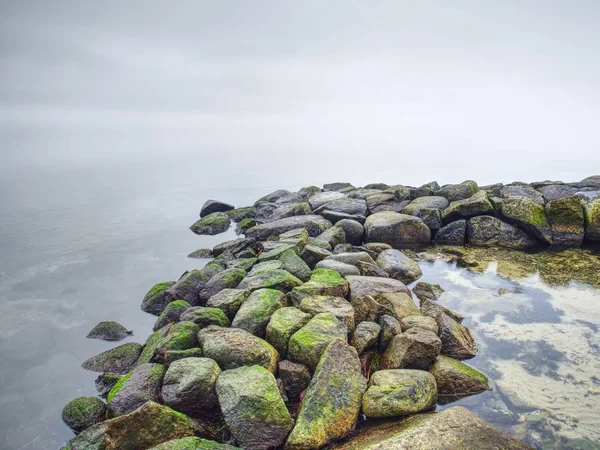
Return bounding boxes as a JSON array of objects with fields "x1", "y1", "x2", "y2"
[{"x1": 1, "y1": 0, "x2": 599, "y2": 184}]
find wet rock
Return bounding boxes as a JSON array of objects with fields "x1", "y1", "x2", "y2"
[
  {"x1": 154, "y1": 301, "x2": 191, "y2": 331},
  {"x1": 289, "y1": 268, "x2": 349, "y2": 306},
  {"x1": 356, "y1": 260, "x2": 390, "y2": 277},
  {"x1": 330, "y1": 406, "x2": 531, "y2": 449},
  {"x1": 177, "y1": 306, "x2": 229, "y2": 330},
  {"x1": 363, "y1": 183, "x2": 389, "y2": 190},
  {"x1": 467, "y1": 216, "x2": 538, "y2": 250},
  {"x1": 87, "y1": 321, "x2": 132, "y2": 341},
  {"x1": 308, "y1": 191, "x2": 347, "y2": 209},
  {"x1": 237, "y1": 268, "x2": 303, "y2": 293},
  {"x1": 63, "y1": 401, "x2": 196, "y2": 450},
  {"x1": 412, "y1": 282, "x2": 444, "y2": 301},
  {"x1": 161, "y1": 357, "x2": 220, "y2": 417},
  {"x1": 205, "y1": 289, "x2": 250, "y2": 320},
  {"x1": 365, "y1": 192, "x2": 403, "y2": 214},
  {"x1": 435, "y1": 180, "x2": 479, "y2": 202},
  {"x1": 314, "y1": 225, "x2": 346, "y2": 249},
  {"x1": 401, "y1": 315, "x2": 439, "y2": 334},
  {"x1": 584, "y1": 197, "x2": 600, "y2": 242},
  {"x1": 306, "y1": 237, "x2": 333, "y2": 249},
  {"x1": 190, "y1": 212, "x2": 231, "y2": 235},
  {"x1": 279, "y1": 360, "x2": 311, "y2": 400},
  {"x1": 362, "y1": 369, "x2": 437, "y2": 418},
  {"x1": 328, "y1": 251, "x2": 376, "y2": 267},
  {"x1": 324, "y1": 182, "x2": 355, "y2": 192},
  {"x1": 320, "y1": 210, "x2": 367, "y2": 224},
  {"x1": 198, "y1": 268, "x2": 246, "y2": 303},
  {"x1": 187, "y1": 248, "x2": 213, "y2": 259},
  {"x1": 95, "y1": 372, "x2": 121, "y2": 398},
  {"x1": 546, "y1": 195, "x2": 585, "y2": 246},
  {"x1": 334, "y1": 219, "x2": 364, "y2": 245},
  {"x1": 436, "y1": 313, "x2": 477, "y2": 359},
  {"x1": 286, "y1": 340, "x2": 367, "y2": 450},
  {"x1": 376, "y1": 249, "x2": 423, "y2": 284},
  {"x1": 151, "y1": 322, "x2": 200, "y2": 364},
  {"x1": 149, "y1": 437, "x2": 239, "y2": 449},
  {"x1": 200, "y1": 200, "x2": 235, "y2": 217},
  {"x1": 378, "y1": 314, "x2": 402, "y2": 351},
  {"x1": 227, "y1": 206, "x2": 256, "y2": 222},
  {"x1": 141, "y1": 281, "x2": 176, "y2": 315},
  {"x1": 380, "y1": 328, "x2": 441, "y2": 370},
  {"x1": 500, "y1": 185, "x2": 545, "y2": 205},
  {"x1": 279, "y1": 228, "x2": 309, "y2": 248},
  {"x1": 298, "y1": 185, "x2": 322, "y2": 198},
  {"x1": 346, "y1": 275, "x2": 411, "y2": 321},
  {"x1": 441, "y1": 191, "x2": 494, "y2": 224},
  {"x1": 255, "y1": 201, "x2": 311, "y2": 223},
  {"x1": 298, "y1": 295, "x2": 355, "y2": 331},
  {"x1": 62, "y1": 396, "x2": 107, "y2": 433},
  {"x1": 402, "y1": 196, "x2": 449, "y2": 215},
  {"x1": 245, "y1": 215, "x2": 332, "y2": 240},
  {"x1": 258, "y1": 244, "x2": 300, "y2": 262},
  {"x1": 198, "y1": 325, "x2": 279, "y2": 373},
  {"x1": 350, "y1": 321, "x2": 381, "y2": 354},
  {"x1": 162, "y1": 348, "x2": 204, "y2": 366},
  {"x1": 496, "y1": 196, "x2": 552, "y2": 244},
  {"x1": 314, "y1": 197, "x2": 368, "y2": 217},
  {"x1": 434, "y1": 219, "x2": 467, "y2": 245},
  {"x1": 300, "y1": 244, "x2": 332, "y2": 268},
  {"x1": 364, "y1": 212, "x2": 431, "y2": 248},
  {"x1": 419, "y1": 298, "x2": 465, "y2": 323},
  {"x1": 277, "y1": 248, "x2": 311, "y2": 281},
  {"x1": 352, "y1": 291, "x2": 419, "y2": 324},
  {"x1": 414, "y1": 208, "x2": 442, "y2": 230},
  {"x1": 167, "y1": 270, "x2": 210, "y2": 307},
  {"x1": 212, "y1": 238, "x2": 257, "y2": 257},
  {"x1": 231, "y1": 288, "x2": 287, "y2": 337},
  {"x1": 265, "y1": 307, "x2": 312, "y2": 357},
  {"x1": 201, "y1": 261, "x2": 225, "y2": 279},
  {"x1": 82, "y1": 342, "x2": 143, "y2": 374},
  {"x1": 538, "y1": 184, "x2": 581, "y2": 202},
  {"x1": 107, "y1": 363, "x2": 165, "y2": 417},
  {"x1": 430, "y1": 355, "x2": 489, "y2": 404},
  {"x1": 315, "y1": 259, "x2": 361, "y2": 276},
  {"x1": 288, "y1": 312, "x2": 348, "y2": 371},
  {"x1": 216, "y1": 365, "x2": 292, "y2": 450}
]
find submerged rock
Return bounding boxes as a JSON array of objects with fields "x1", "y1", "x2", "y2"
[
  {"x1": 429, "y1": 355, "x2": 489, "y2": 404},
  {"x1": 190, "y1": 212, "x2": 231, "y2": 235},
  {"x1": 364, "y1": 212, "x2": 431, "y2": 248},
  {"x1": 200, "y1": 200, "x2": 235, "y2": 218},
  {"x1": 331, "y1": 406, "x2": 531, "y2": 449},
  {"x1": 63, "y1": 401, "x2": 196, "y2": 450},
  {"x1": 216, "y1": 365, "x2": 292, "y2": 450},
  {"x1": 107, "y1": 363, "x2": 165, "y2": 417},
  {"x1": 411, "y1": 282, "x2": 444, "y2": 301},
  {"x1": 285, "y1": 340, "x2": 367, "y2": 450},
  {"x1": 87, "y1": 321, "x2": 132, "y2": 341},
  {"x1": 81, "y1": 342, "x2": 143, "y2": 374},
  {"x1": 62, "y1": 396, "x2": 107, "y2": 433},
  {"x1": 362, "y1": 369, "x2": 437, "y2": 418},
  {"x1": 378, "y1": 314, "x2": 402, "y2": 351}
]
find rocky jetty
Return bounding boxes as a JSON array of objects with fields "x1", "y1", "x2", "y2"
[{"x1": 61, "y1": 177, "x2": 600, "y2": 449}]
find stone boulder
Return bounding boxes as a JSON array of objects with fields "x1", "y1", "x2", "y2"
[
  {"x1": 190, "y1": 212, "x2": 231, "y2": 235},
  {"x1": 496, "y1": 196, "x2": 552, "y2": 244},
  {"x1": 231, "y1": 288, "x2": 287, "y2": 337},
  {"x1": 402, "y1": 196, "x2": 449, "y2": 215},
  {"x1": 434, "y1": 220, "x2": 466, "y2": 245},
  {"x1": 308, "y1": 191, "x2": 347, "y2": 209},
  {"x1": 378, "y1": 315, "x2": 402, "y2": 351},
  {"x1": 432, "y1": 312, "x2": 477, "y2": 360},
  {"x1": 62, "y1": 396, "x2": 107, "y2": 433},
  {"x1": 350, "y1": 321, "x2": 381, "y2": 354},
  {"x1": 285, "y1": 340, "x2": 367, "y2": 450},
  {"x1": 324, "y1": 182, "x2": 355, "y2": 192},
  {"x1": 149, "y1": 437, "x2": 238, "y2": 449},
  {"x1": 81, "y1": 342, "x2": 143, "y2": 374},
  {"x1": 277, "y1": 248, "x2": 311, "y2": 281},
  {"x1": 141, "y1": 281, "x2": 176, "y2": 315},
  {"x1": 179, "y1": 306, "x2": 230, "y2": 329},
  {"x1": 160, "y1": 357, "x2": 221, "y2": 417},
  {"x1": 314, "y1": 226, "x2": 346, "y2": 249},
  {"x1": 205, "y1": 289, "x2": 250, "y2": 320},
  {"x1": 546, "y1": 195, "x2": 585, "y2": 246},
  {"x1": 365, "y1": 192, "x2": 404, "y2": 214},
  {"x1": 237, "y1": 268, "x2": 303, "y2": 293},
  {"x1": 330, "y1": 406, "x2": 531, "y2": 449},
  {"x1": 315, "y1": 259, "x2": 361, "y2": 276},
  {"x1": 362, "y1": 369, "x2": 437, "y2": 418},
  {"x1": 314, "y1": 197, "x2": 368, "y2": 217},
  {"x1": 467, "y1": 216, "x2": 538, "y2": 250},
  {"x1": 430, "y1": 355, "x2": 489, "y2": 404},
  {"x1": 364, "y1": 212, "x2": 431, "y2": 248},
  {"x1": 376, "y1": 249, "x2": 422, "y2": 284},
  {"x1": 198, "y1": 268, "x2": 246, "y2": 303},
  {"x1": 584, "y1": 197, "x2": 600, "y2": 242},
  {"x1": 300, "y1": 244, "x2": 332, "y2": 268},
  {"x1": 245, "y1": 215, "x2": 332, "y2": 240},
  {"x1": 216, "y1": 365, "x2": 292, "y2": 450},
  {"x1": 379, "y1": 328, "x2": 441, "y2": 370},
  {"x1": 289, "y1": 268, "x2": 349, "y2": 306},
  {"x1": 86, "y1": 321, "x2": 132, "y2": 341},
  {"x1": 107, "y1": 363, "x2": 165, "y2": 417},
  {"x1": 401, "y1": 315, "x2": 439, "y2": 334},
  {"x1": 279, "y1": 360, "x2": 311, "y2": 400},
  {"x1": 265, "y1": 307, "x2": 312, "y2": 358},
  {"x1": 334, "y1": 219, "x2": 364, "y2": 245},
  {"x1": 288, "y1": 313, "x2": 348, "y2": 371},
  {"x1": 411, "y1": 282, "x2": 444, "y2": 302},
  {"x1": 200, "y1": 200, "x2": 235, "y2": 217},
  {"x1": 153, "y1": 301, "x2": 191, "y2": 331},
  {"x1": 538, "y1": 184, "x2": 580, "y2": 202},
  {"x1": 441, "y1": 191, "x2": 494, "y2": 224},
  {"x1": 435, "y1": 180, "x2": 479, "y2": 202},
  {"x1": 167, "y1": 270, "x2": 210, "y2": 307},
  {"x1": 500, "y1": 185, "x2": 544, "y2": 205},
  {"x1": 198, "y1": 326, "x2": 279, "y2": 373},
  {"x1": 298, "y1": 295, "x2": 355, "y2": 331}
]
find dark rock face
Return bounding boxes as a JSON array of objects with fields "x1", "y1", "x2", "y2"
[
  {"x1": 200, "y1": 200, "x2": 235, "y2": 218},
  {"x1": 314, "y1": 197, "x2": 368, "y2": 217},
  {"x1": 434, "y1": 220, "x2": 466, "y2": 245},
  {"x1": 467, "y1": 216, "x2": 538, "y2": 250},
  {"x1": 435, "y1": 180, "x2": 479, "y2": 202},
  {"x1": 166, "y1": 269, "x2": 210, "y2": 307},
  {"x1": 496, "y1": 197, "x2": 552, "y2": 245},
  {"x1": 62, "y1": 397, "x2": 107, "y2": 433},
  {"x1": 315, "y1": 259, "x2": 361, "y2": 276},
  {"x1": 82, "y1": 342, "x2": 143, "y2": 374},
  {"x1": 107, "y1": 363, "x2": 165, "y2": 417},
  {"x1": 546, "y1": 195, "x2": 585, "y2": 246},
  {"x1": 402, "y1": 196, "x2": 449, "y2": 215},
  {"x1": 500, "y1": 185, "x2": 545, "y2": 205},
  {"x1": 379, "y1": 328, "x2": 442, "y2": 370},
  {"x1": 378, "y1": 314, "x2": 402, "y2": 351},
  {"x1": 87, "y1": 321, "x2": 132, "y2": 341},
  {"x1": 441, "y1": 191, "x2": 494, "y2": 224},
  {"x1": 279, "y1": 359, "x2": 311, "y2": 400},
  {"x1": 324, "y1": 182, "x2": 355, "y2": 192},
  {"x1": 334, "y1": 219, "x2": 365, "y2": 245},
  {"x1": 153, "y1": 301, "x2": 191, "y2": 331},
  {"x1": 364, "y1": 212, "x2": 431, "y2": 248},
  {"x1": 245, "y1": 215, "x2": 332, "y2": 240},
  {"x1": 190, "y1": 212, "x2": 231, "y2": 236}
]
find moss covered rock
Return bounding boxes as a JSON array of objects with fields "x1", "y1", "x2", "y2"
[
  {"x1": 380, "y1": 328, "x2": 441, "y2": 370},
  {"x1": 441, "y1": 191, "x2": 494, "y2": 224},
  {"x1": 376, "y1": 249, "x2": 422, "y2": 284},
  {"x1": 63, "y1": 401, "x2": 196, "y2": 450},
  {"x1": 362, "y1": 369, "x2": 437, "y2": 418},
  {"x1": 279, "y1": 359, "x2": 311, "y2": 400},
  {"x1": 285, "y1": 340, "x2": 367, "y2": 450},
  {"x1": 205, "y1": 289, "x2": 250, "y2": 320},
  {"x1": 435, "y1": 180, "x2": 479, "y2": 202},
  {"x1": 198, "y1": 326, "x2": 279, "y2": 373},
  {"x1": 497, "y1": 196, "x2": 552, "y2": 244},
  {"x1": 137, "y1": 322, "x2": 200, "y2": 365},
  {"x1": 265, "y1": 307, "x2": 312, "y2": 357},
  {"x1": 432, "y1": 312, "x2": 477, "y2": 360},
  {"x1": 142, "y1": 281, "x2": 176, "y2": 315},
  {"x1": 289, "y1": 268, "x2": 349, "y2": 306},
  {"x1": 154, "y1": 301, "x2": 191, "y2": 331},
  {"x1": 300, "y1": 244, "x2": 332, "y2": 268},
  {"x1": 149, "y1": 437, "x2": 238, "y2": 449},
  {"x1": 467, "y1": 215, "x2": 538, "y2": 250},
  {"x1": 198, "y1": 268, "x2": 246, "y2": 303},
  {"x1": 364, "y1": 212, "x2": 431, "y2": 249},
  {"x1": 231, "y1": 288, "x2": 287, "y2": 337},
  {"x1": 82, "y1": 342, "x2": 143, "y2": 374},
  {"x1": 378, "y1": 315, "x2": 402, "y2": 351},
  {"x1": 216, "y1": 365, "x2": 292, "y2": 450},
  {"x1": 237, "y1": 269, "x2": 303, "y2": 293},
  {"x1": 86, "y1": 321, "x2": 132, "y2": 341},
  {"x1": 288, "y1": 312, "x2": 348, "y2": 371},
  {"x1": 163, "y1": 348, "x2": 204, "y2": 366},
  {"x1": 107, "y1": 363, "x2": 165, "y2": 417},
  {"x1": 315, "y1": 259, "x2": 361, "y2": 276},
  {"x1": 277, "y1": 248, "x2": 312, "y2": 281},
  {"x1": 245, "y1": 215, "x2": 332, "y2": 241},
  {"x1": 298, "y1": 295, "x2": 355, "y2": 331},
  {"x1": 434, "y1": 219, "x2": 467, "y2": 245},
  {"x1": 95, "y1": 373, "x2": 121, "y2": 398},
  {"x1": 179, "y1": 306, "x2": 230, "y2": 329},
  {"x1": 350, "y1": 321, "x2": 381, "y2": 354},
  {"x1": 227, "y1": 206, "x2": 256, "y2": 223},
  {"x1": 161, "y1": 357, "x2": 221, "y2": 417},
  {"x1": 167, "y1": 270, "x2": 211, "y2": 307},
  {"x1": 584, "y1": 197, "x2": 600, "y2": 242},
  {"x1": 190, "y1": 212, "x2": 231, "y2": 235},
  {"x1": 402, "y1": 196, "x2": 449, "y2": 215},
  {"x1": 546, "y1": 195, "x2": 585, "y2": 246},
  {"x1": 62, "y1": 396, "x2": 107, "y2": 433},
  {"x1": 429, "y1": 355, "x2": 489, "y2": 404}
]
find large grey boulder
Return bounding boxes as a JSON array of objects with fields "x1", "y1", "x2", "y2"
[
  {"x1": 231, "y1": 288, "x2": 287, "y2": 337},
  {"x1": 265, "y1": 307, "x2": 312, "y2": 357},
  {"x1": 584, "y1": 197, "x2": 600, "y2": 242},
  {"x1": 435, "y1": 180, "x2": 478, "y2": 202},
  {"x1": 467, "y1": 216, "x2": 538, "y2": 249},
  {"x1": 434, "y1": 220, "x2": 466, "y2": 245},
  {"x1": 161, "y1": 357, "x2": 221, "y2": 417},
  {"x1": 245, "y1": 215, "x2": 332, "y2": 240},
  {"x1": 298, "y1": 295, "x2": 355, "y2": 331},
  {"x1": 205, "y1": 289, "x2": 251, "y2": 320},
  {"x1": 141, "y1": 281, "x2": 176, "y2": 315},
  {"x1": 314, "y1": 197, "x2": 368, "y2": 217},
  {"x1": 441, "y1": 191, "x2": 494, "y2": 224},
  {"x1": 546, "y1": 195, "x2": 585, "y2": 246},
  {"x1": 500, "y1": 185, "x2": 544, "y2": 204},
  {"x1": 190, "y1": 212, "x2": 231, "y2": 236},
  {"x1": 200, "y1": 199, "x2": 235, "y2": 217},
  {"x1": 496, "y1": 196, "x2": 552, "y2": 244},
  {"x1": 216, "y1": 366, "x2": 293, "y2": 450},
  {"x1": 315, "y1": 259, "x2": 361, "y2": 276},
  {"x1": 402, "y1": 196, "x2": 449, "y2": 215},
  {"x1": 81, "y1": 342, "x2": 143, "y2": 374},
  {"x1": 167, "y1": 269, "x2": 210, "y2": 306},
  {"x1": 198, "y1": 268, "x2": 246, "y2": 303},
  {"x1": 350, "y1": 321, "x2": 381, "y2": 354},
  {"x1": 308, "y1": 191, "x2": 347, "y2": 209},
  {"x1": 86, "y1": 321, "x2": 132, "y2": 341},
  {"x1": 107, "y1": 363, "x2": 165, "y2": 417},
  {"x1": 538, "y1": 184, "x2": 581, "y2": 202},
  {"x1": 376, "y1": 249, "x2": 423, "y2": 284},
  {"x1": 430, "y1": 355, "x2": 489, "y2": 404},
  {"x1": 379, "y1": 328, "x2": 441, "y2": 370},
  {"x1": 334, "y1": 219, "x2": 364, "y2": 245},
  {"x1": 364, "y1": 212, "x2": 431, "y2": 248},
  {"x1": 62, "y1": 397, "x2": 107, "y2": 433}
]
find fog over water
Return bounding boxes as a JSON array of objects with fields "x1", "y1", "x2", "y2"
[{"x1": 1, "y1": 1, "x2": 599, "y2": 449}]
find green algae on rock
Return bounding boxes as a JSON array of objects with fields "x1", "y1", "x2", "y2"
[
  {"x1": 107, "y1": 363, "x2": 165, "y2": 417},
  {"x1": 154, "y1": 301, "x2": 191, "y2": 331},
  {"x1": 62, "y1": 396, "x2": 107, "y2": 433},
  {"x1": 546, "y1": 195, "x2": 585, "y2": 246},
  {"x1": 149, "y1": 437, "x2": 239, "y2": 449},
  {"x1": 190, "y1": 212, "x2": 231, "y2": 236},
  {"x1": 142, "y1": 281, "x2": 176, "y2": 316},
  {"x1": 82, "y1": 342, "x2": 143, "y2": 374},
  {"x1": 265, "y1": 307, "x2": 312, "y2": 357},
  {"x1": 429, "y1": 355, "x2": 489, "y2": 404},
  {"x1": 231, "y1": 288, "x2": 287, "y2": 337},
  {"x1": 86, "y1": 321, "x2": 132, "y2": 341},
  {"x1": 289, "y1": 268, "x2": 349, "y2": 306}
]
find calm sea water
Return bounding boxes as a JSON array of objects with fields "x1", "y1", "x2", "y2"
[{"x1": 0, "y1": 159, "x2": 598, "y2": 449}]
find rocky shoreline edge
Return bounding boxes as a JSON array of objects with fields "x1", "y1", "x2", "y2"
[{"x1": 62, "y1": 176, "x2": 600, "y2": 450}]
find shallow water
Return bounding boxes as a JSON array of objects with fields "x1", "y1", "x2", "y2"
[{"x1": 1, "y1": 163, "x2": 599, "y2": 449}]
